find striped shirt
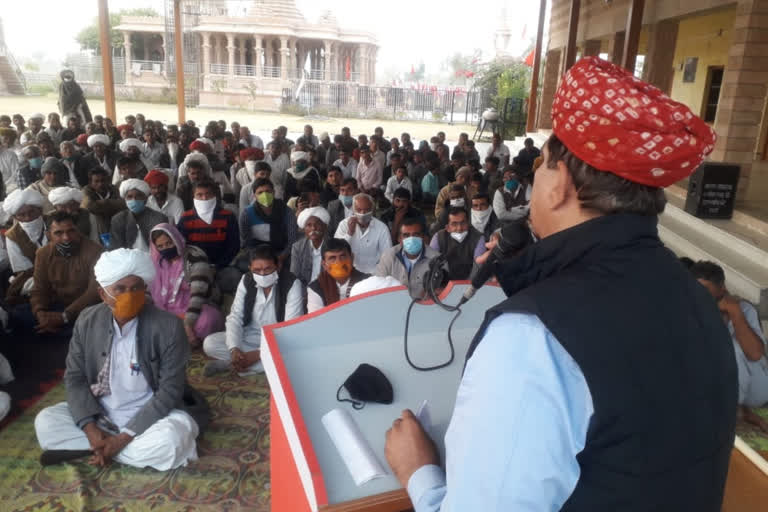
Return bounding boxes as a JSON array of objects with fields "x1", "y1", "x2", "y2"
[{"x1": 176, "y1": 208, "x2": 240, "y2": 268}]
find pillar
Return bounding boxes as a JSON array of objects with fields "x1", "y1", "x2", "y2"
[
  {"x1": 622, "y1": 0, "x2": 645, "y2": 72},
  {"x1": 609, "y1": 31, "x2": 625, "y2": 66},
  {"x1": 538, "y1": 48, "x2": 562, "y2": 130},
  {"x1": 583, "y1": 40, "x2": 602, "y2": 58},
  {"x1": 227, "y1": 33, "x2": 236, "y2": 78},
  {"x1": 711, "y1": 0, "x2": 768, "y2": 200},
  {"x1": 280, "y1": 36, "x2": 289, "y2": 80},
  {"x1": 324, "y1": 41, "x2": 333, "y2": 81},
  {"x1": 201, "y1": 32, "x2": 211, "y2": 84},
  {"x1": 358, "y1": 44, "x2": 366, "y2": 83},
  {"x1": 642, "y1": 20, "x2": 679, "y2": 94},
  {"x1": 254, "y1": 35, "x2": 263, "y2": 77},
  {"x1": 160, "y1": 33, "x2": 166, "y2": 63},
  {"x1": 123, "y1": 32, "x2": 133, "y2": 84},
  {"x1": 563, "y1": 0, "x2": 581, "y2": 73}
]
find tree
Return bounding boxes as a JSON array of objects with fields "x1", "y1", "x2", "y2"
[
  {"x1": 475, "y1": 58, "x2": 531, "y2": 110},
  {"x1": 444, "y1": 49, "x2": 482, "y2": 85},
  {"x1": 75, "y1": 8, "x2": 159, "y2": 54}
]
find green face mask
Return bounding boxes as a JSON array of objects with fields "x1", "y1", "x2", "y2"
[{"x1": 256, "y1": 191, "x2": 274, "y2": 207}]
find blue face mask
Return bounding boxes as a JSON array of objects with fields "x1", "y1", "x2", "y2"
[
  {"x1": 402, "y1": 236, "x2": 423, "y2": 256},
  {"x1": 505, "y1": 179, "x2": 519, "y2": 191},
  {"x1": 340, "y1": 194, "x2": 353, "y2": 208},
  {"x1": 126, "y1": 199, "x2": 146, "y2": 214},
  {"x1": 28, "y1": 157, "x2": 43, "y2": 169}
]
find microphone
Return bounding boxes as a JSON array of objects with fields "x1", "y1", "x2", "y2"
[{"x1": 459, "y1": 221, "x2": 534, "y2": 305}]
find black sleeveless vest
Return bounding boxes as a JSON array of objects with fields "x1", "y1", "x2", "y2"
[
  {"x1": 242, "y1": 268, "x2": 297, "y2": 326},
  {"x1": 467, "y1": 214, "x2": 737, "y2": 511},
  {"x1": 437, "y1": 227, "x2": 483, "y2": 280}
]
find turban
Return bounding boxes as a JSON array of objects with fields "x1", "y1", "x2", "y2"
[
  {"x1": 319, "y1": 132, "x2": 329, "y2": 141},
  {"x1": 189, "y1": 140, "x2": 209, "y2": 152},
  {"x1": 239, "y1": 147, "x2": 264, "y2": 161},
  {"x1": 76, "y1": 133, "x2": 88, "y2": 146},
  {"x1": 3, "y1": 188, "x2": 44, "y2": 215},
  {"x1": 48, "y1": 187, "x2": 83, "y2": 206},
  {"x1": 551, "y1": 57, "x2": 716, "y2": 187},
  {"x1": 349, "y1": 276, "x2": 404, "y2": 297},
  {"x1": 119, "y1": 138, "x2": 143, "y2": 152},
  {"x1": 119, "y1": 178, "x2": 150, "y2": 198},
  {"x1": 29, "y1": 113, "x2": 45, "y2": 121},
  {"x1": 94, "y1": 248, "x2": 156, "y2": 288},
  {"x1": 144, "y1": 169, "x2": 169, "y2": 186},
  {"x1": 290, "y1": 151, "x2": 308, "y2": 163},
  {"x1": 117, "y1": 124, "x2": 134, "y2": 133},
  {"x1": 87, "y1": 134, "x2": 110, "y2": 147},
  {"x1": 297, "y1": 206, "x2": 330, "y2": 229}
]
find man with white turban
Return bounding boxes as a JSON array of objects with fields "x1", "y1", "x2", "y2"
[
  {"x1": 3, "y1": 189, "x2": 46, "y2": 304},
  {"x1": 49, "y1": 186, "x2": 101, "y2": 245},
  {"x1": 20, "y1": 113, "x2": 45, "y2": 147},
  {"x1": 287, "y1": 150, "x2": 321, "y2": 185},
  {"x1": 28, "y1": 210, "x2": 102, "y2": 336},
  {"x1": 34, "y1": 247, "x2": 210, "y2": 471},
  {"x1": 74, "y1": 133, "x2": 116, "y2": 187},
  {"x1": 290, "y1": 206, "x2": 330, "y2": 286},
  {"x1": 109, "y1": 179, "x2": 167, "y2": 251},
  {"x1": 113, "y1": 138, "x2": 149, "y2": 185}
]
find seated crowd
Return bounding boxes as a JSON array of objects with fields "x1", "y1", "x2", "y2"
[
  {"x1": 0, "y1": 113, "x2": 539, "y2": 441},
  {"x1": 1, "y1": 111, "x2": 764, "y2": 472}
]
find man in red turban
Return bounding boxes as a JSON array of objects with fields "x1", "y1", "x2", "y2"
[
  {"x1": 144, "y1": 169, "x2": 183, "y2": 224},
  {"x1": 385, "y1": 57, "x2": 736, "y2": 512}
]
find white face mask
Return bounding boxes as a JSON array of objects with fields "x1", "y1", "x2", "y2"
[
  {"x1": 253, "y1": 271, "x2": 278, "y2": 288},
  {"x1": 193, "y1": 198, "x2": 217, "y2": 222},
  {"x1": 449, "y1": 198, "x2": 465, "y2": 208},
  {"x1": 245, "y1": 160, "x2": 257, "y2": 173},
  {"x1": 450, "y1": 231, "x2": 468, "y2": 243},
  {"x1": 471, "y1": 208, "x2": 492, "y2": 232},
  {"x1": 19, "y1": 216, "x2": 44, "y2": 242}
]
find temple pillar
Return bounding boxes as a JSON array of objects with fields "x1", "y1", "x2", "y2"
[
  {"x1": 123, "y1": 32, "x2": 133, "y2": 84},
  {"x1": 324, "y1": 41, "x2": 333, "y2": 81},
  {"x1": 254, "y1": 35, "x2": 263, "y2": 77},
  {"x1": 280, "y1": 36, "x2": 289, "y2": 80},
  {"x1": 201, "y1": 32, "x2": 211, "y2": 86},
  {"x1": 227, "y1": 33, "x2": 236, "y2": 78},
  {"x1": 358, "y1": 44, "x2": 366, "y2": 83},
  {"x1": 143, "y1": 34, "x2": 149, "y2": 61},
  {"x1": 238, "y1": 37, "x2": 246, "y2": 69}
]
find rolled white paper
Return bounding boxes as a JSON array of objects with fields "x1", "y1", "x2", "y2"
[{"x1": 322, "y1": 408, "x2": 388, "y2": 486}]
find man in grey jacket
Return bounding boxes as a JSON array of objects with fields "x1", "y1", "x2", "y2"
[
  {"x1": 34, "y1": 248, "x2": 209, "y2": 471},
  {"x1": 375, "y1": 217, "x2": 442, "y2": 299}
]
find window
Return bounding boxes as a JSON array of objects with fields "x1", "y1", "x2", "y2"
[{"x1": 702, "y1": 67, "x2": 724, "y2": 123}]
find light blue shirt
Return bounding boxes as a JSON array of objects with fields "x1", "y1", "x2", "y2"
[{"x1": 407, "y1": 313, "x2": 594, "y2": 511}]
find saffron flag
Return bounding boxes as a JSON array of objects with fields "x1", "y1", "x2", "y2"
[
  {"x1": 524, "y1": 49, "x2": 535, "y2": 67},
  {"x1": 345, "y1": 56, "x2": 351, "y2": 80}
]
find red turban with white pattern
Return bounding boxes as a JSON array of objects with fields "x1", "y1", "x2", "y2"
[{"x1": 551, "y1": 57, "x2": 716, "y2": 187}]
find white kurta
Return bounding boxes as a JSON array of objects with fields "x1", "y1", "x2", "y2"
[
  {"x1": 203, "y1": 276, "x2": 303, "y2": 374},
  {"x1": 334, "y1": 217, "x2": 392, "y2": 274},
  {"x1": 307, "y1": 278, "x2": 352, "y2": 313},
  {"x1": 6, "y1": 233, "x2": 47, "y2": 273},
  {"x1": 98, "y1": 318, "x2": 153, "y2": 431},
  {"x1": 333, "y1": 158, "x2": 358, "y2": 180},
  {"x1": 0, "y1": 149, "x2": 19, "y2": 194},
  {"x1": 147, "y1": 194, "x2": 185, "y2": 225}
]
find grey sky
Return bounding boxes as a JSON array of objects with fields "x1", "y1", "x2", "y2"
[{"x1": 1, "y1": 0, "x2": 540, "y2": 79}]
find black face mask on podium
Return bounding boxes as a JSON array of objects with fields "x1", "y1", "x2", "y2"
[{"x1": 336, "y1": 364, "x2": 394, "y2": 410}]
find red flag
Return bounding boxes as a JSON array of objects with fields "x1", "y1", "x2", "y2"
[
  {"x1": 345, "y1": 56, "x2": 351, "y2": 80},
  {"x1": 524, "y1": 49, "x2": 535, "y2": 67}
]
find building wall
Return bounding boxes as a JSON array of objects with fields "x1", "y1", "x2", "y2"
[
  {"x1": 548, "y1": 0, "x2": 737, "y2": 50},
  {"x1": 668, "y1": 8, "x2": 737, "y2": 116}
]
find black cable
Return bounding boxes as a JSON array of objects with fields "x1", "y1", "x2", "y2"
[{"x1": 403, "y1": 255, "x2": 463, "y2": 372}]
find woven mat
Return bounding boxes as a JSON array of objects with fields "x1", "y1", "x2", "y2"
[{"x1": 0, "y1": 352, "x2": 271, "y2": 512}]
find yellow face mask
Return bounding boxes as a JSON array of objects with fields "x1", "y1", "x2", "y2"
[
  {"x1": 107, "y1": 289, "x2": 146, "y2": 322},
  {"x1": 327, "y1": 262, "x2": 352, "y2": 280}
]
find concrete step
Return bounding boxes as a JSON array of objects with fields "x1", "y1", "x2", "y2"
[{"x1": 658, "y1": 198, "x2": 768, "y2": 319}]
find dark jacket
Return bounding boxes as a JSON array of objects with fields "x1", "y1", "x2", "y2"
[
  {"x1": 109, "y1": 208, "x2": 169, "y2": 250},
  {"x1": 468, "y1": 214, "x2": 737, "y2": 511},
  {"x1": 75, "y1": 151, "x2": 119, "y2": 187},
  {"x1": 64, "y1": 303, "x2": 210, "y2": 437}
]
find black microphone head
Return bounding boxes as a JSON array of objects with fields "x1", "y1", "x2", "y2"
[{"x1": 495, "y1": 219, "x2": 535, "y2": 257}]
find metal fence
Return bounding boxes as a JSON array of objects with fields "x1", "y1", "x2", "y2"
[
  {"x1": 287, "y1": 82, "x2": 489, "y2": 124},
  {"x1": 65, "y1": 54, "x2": 126, "y2": 86}
]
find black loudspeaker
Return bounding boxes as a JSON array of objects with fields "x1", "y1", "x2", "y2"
[{"x1": 684, "y1": 162, "x2": 740, "y2": 219}]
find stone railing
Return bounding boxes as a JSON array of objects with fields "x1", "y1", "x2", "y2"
[{"x1": 119, "y1": 16, "x2": 164, "y2": 25}]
